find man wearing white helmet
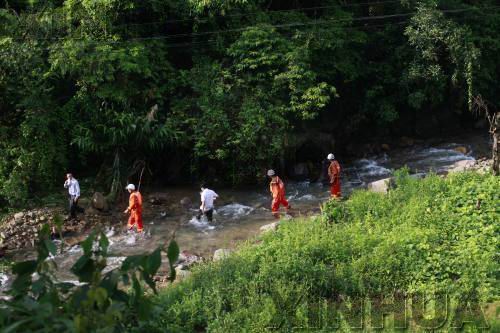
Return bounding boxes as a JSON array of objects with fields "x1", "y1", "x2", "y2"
[
  {"x1": 124, "y1": 184, "x2": 143, "y2": 232},
  {"x1": 327, "y1": 154, "x2": 342, "y2": 199},
  {"x1": 267, "y1": 169, "x2": 290, "y2": 218}
]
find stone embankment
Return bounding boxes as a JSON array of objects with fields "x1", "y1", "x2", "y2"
[{"x1": 0, "y1": 206, "x2": 121, "y2": 253}]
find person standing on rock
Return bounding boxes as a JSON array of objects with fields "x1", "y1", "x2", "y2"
[
  {"x1": 327, "y1": 153, "x2": 342, "y2": 199},
  {"x1": 197, "y1": 184, "x2": 218, "y2": 223},
  {"x1": 64, "y1": 173, "x2": 81, "y2": 219},
  {"x1": 267, "y1": 169, "x2": 290, "y2": 218},
  {"x1": 124, "y1": 184, "x2": 143, "y2": 233}
]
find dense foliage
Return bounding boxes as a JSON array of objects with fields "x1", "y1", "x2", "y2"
[
  {"x1": 0, "y1": 223, "x2": 180, "y2": 332},
  {"x1": 143, "y1": 171, "x2": 499, "y2": 332},
  {"x1": 1, "y1": 0, "x2": 499, "y2": 205}
]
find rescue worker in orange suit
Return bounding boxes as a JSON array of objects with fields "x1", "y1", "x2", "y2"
[
  {"x1": 327, "y1": 153, "x2": 341, "y2": 199},
  {"x1": 124, "y1": 184, "x2": 143, "y2": 233},
  {"x1": 267, "y1": 169, "x2": 290, "y2": 218}
]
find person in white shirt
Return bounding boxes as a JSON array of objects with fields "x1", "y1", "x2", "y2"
[
  {"x1": 197, "y1": 184, "x2": 218, "y2": 222},
  {"x1": 64, "y1": 173, "x2": 81, "y2": 218}
]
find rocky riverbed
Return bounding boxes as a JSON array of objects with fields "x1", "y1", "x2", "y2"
[{"x1": 0, "y1": 207, "x2": 122, "y2": 252}]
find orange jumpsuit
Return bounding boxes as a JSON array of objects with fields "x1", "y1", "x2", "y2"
[
  {"x1": 127, "y1": 191, "x2": 143, "y2": 232},
  {"x1": 270, "y1": 176, "x2": 289, "y2": 214},
  {"x1": 328, "y1": 160, "x2": 341, "y2": 198}
]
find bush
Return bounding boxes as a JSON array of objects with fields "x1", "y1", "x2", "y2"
[
  {"x1": 147, "y1": 172, "x2": 499, "y2": 332},
  {"x1": 0, "y1": 224, "x2": 179, "y2": 333}
]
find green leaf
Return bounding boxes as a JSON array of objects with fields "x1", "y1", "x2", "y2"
[
  {"x1": 166, "y1": 240, "x2": 179, "y2": 282},
  {"x1": 12, "y1": 260, "x2": 37, "y2": 275},
  {"x1": 71, "y1": 256, "x2": 95, "y2": 283},
  {"x1": 145, "y1": 248, "x2": 162, "y2": 276},
  {"x1": 99, "y1": 232, "x2": 109, "y2": 255},
  {"x1": 166, "y1": 240, "x2": 179, "y2": 267},
  {"x1": 81, "y1": 232, "x2": 96, "y2": 255},
  {"x1": 44, "y1": 238, "x2": 57, "y2": 256},
  {"x1": 2, "y1": 318, "x2": 33, "y2": 333}
]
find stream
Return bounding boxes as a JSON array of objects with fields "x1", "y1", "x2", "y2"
[{"x1": 1, "y1": 135, "x2": 489, "y2": 287}]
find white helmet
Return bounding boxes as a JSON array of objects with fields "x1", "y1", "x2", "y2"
[
  {"x1": 125, "y1": 184, "x2": 136, "y2": 191},
  {"x1": 267, "y1": 169, "x2": 275, "y2": 177},
  {"x1": 327, "y1": 153, "x2": 335, "y2": 160}
]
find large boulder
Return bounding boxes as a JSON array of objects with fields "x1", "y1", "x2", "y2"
[
  {"x1": 177, "y1": 250, "x2": 203, "y2": 268},
  {"x1": 399, "y1": 137, "x2": 415, "y2": 147},
  {"x1": 367, "y1": 178, "x2": 392, "y2": 194},
  {"x1": 148, "y1": 192, "x2": 168, "y2": 205},
  {"x1": 180, "y1": 197, "x2": 192, "y2": 209},
  {"x1": 13, "y1": 212, "x2": 24, "y2": 222},
  {"x1": 448, "y1": 159, "x2": 476, "y2": 173},
  {"x1": 174, "y1": 266, "x2": 192, "y2": 282},
  {"x1": 292, "y1": 163, "x2": 309, "y2": 179},
  {"x1": 260, "y1": 222, "x2": 279, "y2": 233},
  {"x1": 453, "y1": 146, "x2": 468, "y2": 155},
  {"x1": 213, "y1": 248, "x2": 231, "y2": 261},
  {"x1": 91, "y1": 192, "x2": 108, "y2": 211}
]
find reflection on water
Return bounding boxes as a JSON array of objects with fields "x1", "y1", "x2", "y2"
[{"x1": 5, "y1": 142, "x2": 476, "y2": 283}]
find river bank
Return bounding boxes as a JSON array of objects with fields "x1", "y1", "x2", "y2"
[
  {"x1": 143, "y1": 171, "x2": 500, "y2": 332},
  {"x1": 0, "y1": 131, "x2": 494, "y2": 286}
]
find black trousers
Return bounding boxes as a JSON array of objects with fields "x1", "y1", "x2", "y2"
[
  {"x1": 69, "y1": 195, "x2": 82, "y2": 217},
  {"x1": 197, "y1": 209, "x2": 213, "y2": 222}
]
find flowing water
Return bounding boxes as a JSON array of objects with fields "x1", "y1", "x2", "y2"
[{"x1": 1, "y1": 139, "x2": 485, "y2": 288}]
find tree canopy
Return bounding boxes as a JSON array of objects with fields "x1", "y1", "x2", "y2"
[{"x1": 0, "y1": 0, "x2": 498, "y2": 205}]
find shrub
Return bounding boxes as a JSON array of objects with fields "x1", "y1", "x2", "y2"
[
  {"x1": 147, "y1": 172, "x2": 498, "y2": 331},
  {"x1": 0, "y1": 225, "x2": 179, "y2": 332}
]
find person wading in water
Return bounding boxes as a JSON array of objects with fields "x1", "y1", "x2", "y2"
[
  {"x1": 267, "y1": 169, "x2": 290, "y2": 219},
  {"x1": 124, "y1": 184, "x2": 143, "y2": 233},
  {"x1": 197, "y1": 184, "x2": 218, "y2": 222},
  {"x1": 327, "y1": 153, "x2": 342, "y2": 199}
]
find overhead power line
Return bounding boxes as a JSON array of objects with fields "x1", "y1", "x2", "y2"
[
  {"x1": 80, "y1": 5, "x2": 500, "y2": 42},
  {"x1": 3, "y1": 5, "x2": 498, "y2": 50}
]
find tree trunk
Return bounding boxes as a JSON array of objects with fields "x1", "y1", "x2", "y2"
[{"x1": 493, "y1": 112, "x2": 499, "y2": 176}]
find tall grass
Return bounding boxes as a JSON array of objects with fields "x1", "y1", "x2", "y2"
[{"x1": 140, "y1": 171, "x2": 499, "y2": 332}]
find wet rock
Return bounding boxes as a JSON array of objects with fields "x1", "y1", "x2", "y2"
[
  {"x1": 213, "y1": 248, "x2": 231, "y2": 261},
  {"x1": 453, "y1": 146, "x2": 468, "y2": 155},
  {"x1": 92, "y1": 192, "x2": 108, "y2": 211},
  {"x1": 448, "y1": 160, "x2": 476, "y2": 172},
  {"x1": 367, "y1": 178, "x2": 392, "y2": 194},
  {"x1": 399, "y1": 137, "x2": 415, "y2": 147},
  {"x1": 175, "y1": 266, "x2": 192, "y2": 282},
  {"x1": 292, "y1": 163, "x2": 309, "y2": 179},
  {"x1": 148, "y1": 192, "x2": 168, "y2": 205},
  {"x1": 260, "y1": 222, "x2": 279, "y2": 233},
  {"x1": 177, "y1": 250, "x2": 203, "y2": 268},
  {"x1": 180, "y1": 197, "x2": 192, "y2": 208}
]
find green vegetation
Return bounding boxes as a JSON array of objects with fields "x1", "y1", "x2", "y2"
[
  {"x1": 0, "y1": 224, "x2": 180, "y2": 332},
  {"x1": 1, "y1": 0, "x2": 500, "y2": 206},
  {"x1": 140, "y1": 171, "x2": 498, "y2": 332}
]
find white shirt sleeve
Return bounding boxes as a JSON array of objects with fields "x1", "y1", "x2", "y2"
[{"x1": 75, "y1": 180, "x2": 81, "y2": 197}]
